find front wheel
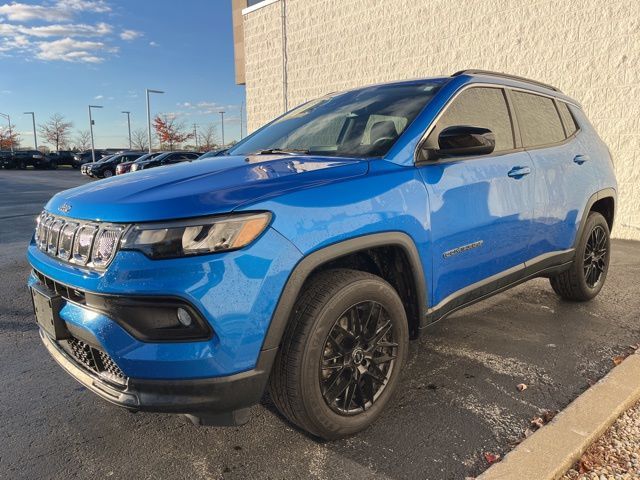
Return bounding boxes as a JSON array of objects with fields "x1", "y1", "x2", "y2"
[
  {"x1": 269, "y1": 269, "x2": 409, "y2": 440},
  {"x1": 550, "y1": 212, "x2": 611, "y2": 301},
  {"x1": 102, "y1": 169, "x2": 113, "y2": 178}
]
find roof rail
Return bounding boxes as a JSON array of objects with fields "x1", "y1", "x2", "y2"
[{"x1": 451, "y1": 69, "x2": 561, "y2": 93}]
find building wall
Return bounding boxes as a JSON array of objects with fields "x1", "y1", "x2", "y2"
[{"x1": 242, "y1": 0, "x2": 640, "y2": 239}]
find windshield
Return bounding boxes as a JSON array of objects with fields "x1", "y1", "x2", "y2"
[{"x1": 228, "y1": 81, "x2": 442, "y2": 158}]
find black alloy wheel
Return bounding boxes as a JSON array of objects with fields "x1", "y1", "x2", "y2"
[{"x1": 320, "y1": 301, "x2": 398, "y2": 415}]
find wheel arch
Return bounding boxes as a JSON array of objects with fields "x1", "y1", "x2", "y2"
[
  {"x1": 574, "y1": 187, "x2": 616, "y2": 249},
  {"x1": 261, "y1": 232, "x2": 427, "y2": 352}
]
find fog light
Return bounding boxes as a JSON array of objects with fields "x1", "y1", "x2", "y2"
[{"x1": 177, "y1": 307, "x2": 192, "y2": 327}]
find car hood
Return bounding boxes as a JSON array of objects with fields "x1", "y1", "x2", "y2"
[{"x1": 46, "y1": 154, "x2": 369, "y2": 222}]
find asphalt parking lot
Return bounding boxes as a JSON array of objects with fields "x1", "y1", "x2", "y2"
[{"x1": 1, "y1": 169, "x2": 639, "y2": 480}]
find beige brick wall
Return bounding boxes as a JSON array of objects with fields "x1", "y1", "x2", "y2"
[{"x1": 242, "y1": 0, "x2": 640, "y2": 240}]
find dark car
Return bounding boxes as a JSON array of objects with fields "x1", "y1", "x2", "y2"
[
  {"x1": 46, "y1": 150, "x2": 79, "y2": 169},
  {"x1": 197, "y1": 149, "x2": 228, "y2": 160},
  {"x1": 86, "y1": 151, "x2": 145, "y2": 178},
  {"x1": 80, "y1": 154, "x2": 115, "y2": 176},
  {"x1": 73, "y1": 150, "x2": 111, "y2": 166},
  {"x1": 1, "y1": 150, "x2": 50, "y2": 169},
  {"x1": 129, "y1": 151, "x2": 200, "y2": 172},
  {"x1": 116, "y1": 152, "x2": 164, "y2": 175}
]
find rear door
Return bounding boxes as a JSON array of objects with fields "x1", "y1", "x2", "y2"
[
  {"x1": 510, "y1": 91, "x2": 593, "y2": 257},
  {"x1": 417, "y1": 86, "x2": 535, "y2": 307}
]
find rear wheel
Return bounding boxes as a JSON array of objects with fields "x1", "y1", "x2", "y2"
[
  {"x1": 269, "y1": 269, "x2": 408, "y2": 440},
  {"x1": 550, "y1": 212, "x2": 610, "y2": 301},
  {"x1": 49, "y1": 161, "x2": 58, "y2": 170}
]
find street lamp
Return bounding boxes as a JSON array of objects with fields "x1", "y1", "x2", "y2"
[
  {"x1": 193, "y1": 123, "x2": 198, "y2": 150},
  {"x1": 146, "y1": 88, "x2": 164, "y2": 153},
  {"x1": 88, "y1": 105, "x2": 103, "y2": 163},
  {"x1": 219, "y1": 111, "x2": 225, "y2": 148},
  {"x1": 0, "y1": 112, "x2": 13, "y2": 153},
  {"x1": 23, "y1": 112, "x2": 37, "y2": 150},
  {"x1": 121, "y1": 111, "x2": 132, "y2": 150}
]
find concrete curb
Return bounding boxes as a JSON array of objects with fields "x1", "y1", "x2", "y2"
[{"x1": 478, "y1": 352, "x2": 640, "y2": 480}]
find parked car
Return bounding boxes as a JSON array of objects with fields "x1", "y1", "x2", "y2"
[
  {"x1": 80, "y1": 154, "x2": 115, "y2": 176},
  {"x1": 116, "y1": 152, "x2": 164, "y2": 175},
  {"x1": 85, "y1": 151, "x2": 145, "y2": 178},
  {"x1": 46, "y1": 150, "x2": 79, "y2": 169},
  {"x1": 27, "y1": 70, "x2": 616, "y2": 440},
  {"x1": 129, "y1": 151, "x2": 200, "y2": 172},
  {"x1": 197, "y1": 149, "x2": 228, "y2": 160},
  {"x1": 1, "y1": 150, "x2": 50, "y2": 169},
  {"x1": 73, "y1": 150, "x2": 111, "y2": 166}
]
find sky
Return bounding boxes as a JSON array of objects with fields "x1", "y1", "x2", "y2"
[{"x1": 0, "y1": 0, "x2": 245, "y2": 149}]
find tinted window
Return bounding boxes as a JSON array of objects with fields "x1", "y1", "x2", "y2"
[
  {"x1": 426, "y1": 87, "x2": 514, "y2": 152},
  {"x1": 511, "y1": 91, "x2": 565, "y2": 147},
  {"x1": 557, "y1": 101, "x2": 578, "y2": 137}
]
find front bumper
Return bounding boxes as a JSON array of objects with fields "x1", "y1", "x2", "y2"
[{"x1": 40, "y1": 329, "x2": 275, "y2": 424}]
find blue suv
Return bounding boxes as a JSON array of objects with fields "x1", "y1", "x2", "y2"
[{"x1": 28, "y1": 70, "x2": 616, "y2": 439}]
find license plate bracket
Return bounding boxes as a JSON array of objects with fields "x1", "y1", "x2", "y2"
[{"x1": 30, "y1": 284, "x2": 69, "y2": 340}]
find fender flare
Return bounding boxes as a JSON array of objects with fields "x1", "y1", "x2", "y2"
[
  {"x1": 573, "y1": 187, "x2": 616, "y2": 249},
  {"x1": 260, "y1": 231, "x2": 427, "y2": 352}
]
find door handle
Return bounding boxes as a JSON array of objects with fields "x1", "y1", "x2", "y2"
[
  {"x1": 573, "y1": 154, "x2": 590, "y2": 165},
  {"x1": 507, "y1": 166, "x2": 531, "y2": 178}
]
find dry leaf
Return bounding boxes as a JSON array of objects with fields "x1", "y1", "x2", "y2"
[
  {"x1": 483, "y1": 452, "x2": 501, "y2": 464},
  {"x1": 516, "y1": 383, "x2": 528, "y2": 392},
  {"x1": 531, "y1": 417, "x2": 544, "y2": 429},
  {"x1": 613, "y1": 355, "x2": 625, "y2": 366}
]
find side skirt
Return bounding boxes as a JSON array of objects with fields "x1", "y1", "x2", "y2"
[{"x1": 420, "y1": 249, "x2": 574, "y2": 328}]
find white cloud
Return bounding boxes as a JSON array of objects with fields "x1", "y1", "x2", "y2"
[
  {"x1": 0, "y1": 1, "x2": 141, "y2": 63},
  {"x1": 119, "y1": 29, "x2": 141, "y2": 41},
  {"x1": 149, "y1": 41, "x2": 158, "y2": 47},
  {"x1": 0, "y1": 0, "x2": 110, "y2": 22},
  {"x1": 36, "y1": 37, "x2": 115, "y2": 63},
  {"x1": 94, "y1": 94, "x2": 103, "y2": 99}
]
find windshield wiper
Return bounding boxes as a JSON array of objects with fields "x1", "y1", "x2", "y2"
[{"x1": 255, "y1": 148, "x2": 310, "y2": 155}]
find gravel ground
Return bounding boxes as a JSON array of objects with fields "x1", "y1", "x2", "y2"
[{"x1": 563, "y1": 401, "x2": 640, "y2": 480}]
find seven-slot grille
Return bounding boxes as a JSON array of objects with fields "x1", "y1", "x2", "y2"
[{"x1": 35, "y1": 211, "x2": 126, "y2": 270}]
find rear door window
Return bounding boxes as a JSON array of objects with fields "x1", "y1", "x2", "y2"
[
  {"x1": 556, "y1": 101, "x2": 579, "y2": 137},
  {"x1": 511, "y1": 91, "x2": 565, "y2": 147},
  {"x1": 426, "y1": 87, "x2": 515, "y2": 153}
]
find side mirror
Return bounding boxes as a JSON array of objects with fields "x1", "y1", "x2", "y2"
[{"x1": 435, "y1": 125, "x2": 495, "y2": 158}]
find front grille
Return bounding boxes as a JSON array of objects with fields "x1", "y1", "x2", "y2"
[
  {"x1": 33, "y1": 270, "x2": 85, "y2": 304},
  {"x1": 65, "y1": 336, "x2": 127, "y2": 386},
  {"x1": 35, "y1": 211, "x2": 126, "y2": 270}
]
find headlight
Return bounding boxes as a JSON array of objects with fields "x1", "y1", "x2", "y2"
[{"x1": 121, "y1": 212, "x2": 271, "y2": 259}]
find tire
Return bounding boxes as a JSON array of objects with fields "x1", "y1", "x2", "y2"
[
  {"x1": 550, "y1": 212, "x2": 611, "y2": 301},
  {"x1": 49, "y1": 162, "x2": 58, "y2": 170},
  {"x1": 269, "y1": 268, "x2": 409, "y2": 440},
  {"x1": 19, "y1": 161, "x2": 26, "y2": 170},
  {"x1": 103, "y1": 169, "x2": 113, "y2": 178}
]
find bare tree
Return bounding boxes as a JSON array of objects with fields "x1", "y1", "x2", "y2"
[
  {"x1": 131, "y1": 128, "x2": 149, "y2": 151},
  {"x1": 39, "y1": 113, "x2": 73, "y2": 152},
  {"x1": 73, "y1": 130, "x2": 91, "y2": 151},
  {"x1": 199, "y1": 123, "x2": 218, "y2": 151}
]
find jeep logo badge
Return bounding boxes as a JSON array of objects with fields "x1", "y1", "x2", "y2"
[{"x1": 59, "y1": 203, "x2": 72, "y2": 214}]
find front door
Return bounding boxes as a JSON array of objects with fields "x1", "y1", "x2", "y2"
[{"x1": 417, "y1": 86, "x2": 535, "y2": 308}]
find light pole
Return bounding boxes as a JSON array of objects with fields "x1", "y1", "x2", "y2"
[
  {"x1": 193, "y1": 124, "x2": 198, "y2": 150},
  {"x1": 146, "y1": 88, "x2": 164, "y2": 153},
  {"x1": 121, "y1": 111, "x2": 132, "y2": 150},
  {"x1": 239, "y1": 100, "x2": 244, "y2": 139},
  {"x1": 0, "y1": 112, "x2": 13, "y2": 152},
  {"x1": 23, "y1": 112, "x2": 37, "y2": 150},
  {"x1": 219, "y1": 111, "x2": 225, "y2": 148},
  {"x1": 88, "y1": 105, "x2": 103, "y2": 163}
]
